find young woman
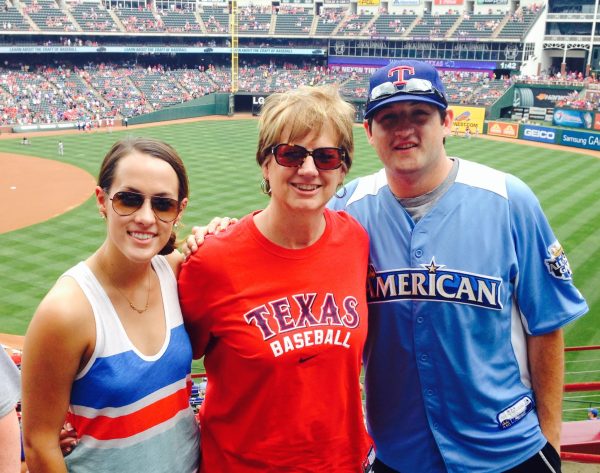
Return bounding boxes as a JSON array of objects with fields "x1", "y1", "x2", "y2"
[
  {"x1": 178, "y1": 85, "x2": 374, "y2": 472},
  {"x1": 22, "y1": 137, "x2": 200, "y2": 473}
]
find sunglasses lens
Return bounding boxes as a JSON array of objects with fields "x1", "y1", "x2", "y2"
[
  {"x1": 371, "y1": 82, "x2": 397, "y2": 101},
  {"x1": 111, "y1": 191, "x2": 179, "y2": 222},
  {"x1": 275, "y1": 144, "x2": 306, "y2": 167},
  {"x1": 112, "y1": 191, "x2": 144, "y2": 215},
  {"x1": 312, "y1": 148, "x2": 344, "y2": 170},
  {"x1": 151, "y1": 196, "x2": 179, "y2": 222}
]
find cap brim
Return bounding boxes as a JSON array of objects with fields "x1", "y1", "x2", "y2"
[{"x1": 364, "y1": 94, "x2": 448, "y2": 120}]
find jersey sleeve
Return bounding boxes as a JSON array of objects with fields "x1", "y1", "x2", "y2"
[
  {"x1": 178, "y1": 248, "x2": 216, "y2": 359},
  {"x1": 507, "y1": 174, "x2": 588, "y2": 335}
]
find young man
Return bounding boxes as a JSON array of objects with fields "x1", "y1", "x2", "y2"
[{"x1": 330, "y1": 60, "x2": 588, "y2": 472}]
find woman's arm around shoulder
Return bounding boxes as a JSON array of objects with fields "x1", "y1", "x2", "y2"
[{"x1": 21, "y1": 277, "x2": 96, "y2": 473}]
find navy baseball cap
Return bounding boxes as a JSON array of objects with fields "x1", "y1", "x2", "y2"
[
  {"x1": 589, "y1": 408, "x2": 599, "y2": 416},
  {"x1": 364, "y1": 60, "x2": 448, "y2": 120}
]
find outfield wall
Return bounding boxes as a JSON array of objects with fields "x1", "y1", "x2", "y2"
[
  {"x1": 128, "y1": 93, "x2": 230, "y2": 126},
  {"x1": 484, "y1": 120, "x2": 600, "y2": 152},
  {"x1": 10, "y1": 93, "x2": 231, "y2": 132}
]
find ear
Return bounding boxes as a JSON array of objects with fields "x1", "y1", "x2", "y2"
[
  {"x1": 339, "y1": 164, "x2": 348, "y2": 183},
  {"x1": 95, "y1": 186, "x2": 108, "y2": 218},
  {"x1": 175, "y1": 197, "x2": 188, "y2": 225},
  {"x1": 261, "y1": 156, "x2": 272, "y2": 180},
  {"x1": 443, "y1": 108, "x2": 455, "y2": 137},
  {"x1": 363, "y1": 120, "x2": 374, "y2": 145}
]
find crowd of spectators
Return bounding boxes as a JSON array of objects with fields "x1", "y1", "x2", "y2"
[
  {"x1": 1, "y1": 61, "x2": 599, "y2": 126},
  {"x1": 319, "y1": 8, "x2": 344, "y2": 25},
  {"x1": 239, "y1": 6, "x2": 271, "y2": 33},
  {"x1": 0, "y1": 0, "x2": 546, "y2": 39}
]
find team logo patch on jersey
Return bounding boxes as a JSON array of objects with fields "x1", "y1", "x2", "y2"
[
  {"x1": 497, "y1": 396, "x2": 534, "y2": 430},
  {"x1": 367, "y1": 258, "x2": 502, "y2": 309},
  {"x1": 544, "y1": 241, "x2": 573, "y2": 280}
]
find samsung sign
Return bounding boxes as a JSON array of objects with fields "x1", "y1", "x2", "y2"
[
  {"x1": 560, "y1": 129, "x2": 600, "y2": 151},
  {"x1": 522, "y1": 125, "x2": 556, "y2": 144}
]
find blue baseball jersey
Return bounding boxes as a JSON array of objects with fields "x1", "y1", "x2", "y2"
[{"x1": 329, "y1": 159, "x2": 588, "y2": 472}]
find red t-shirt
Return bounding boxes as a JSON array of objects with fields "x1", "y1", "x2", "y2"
[{"x1": 179, "y1": 209, "x2": 373, "y2": 472}]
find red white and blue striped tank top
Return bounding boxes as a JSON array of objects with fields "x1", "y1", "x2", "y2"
[{"x1": 63, "y1": 256, "x2": 200, "y2": 473}]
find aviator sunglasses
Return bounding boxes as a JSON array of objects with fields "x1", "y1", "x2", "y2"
[
  {"x1": 106, "y1": 190, "x2": 181, "y2": 222},
  {"x1": 368, "y1": 78, "x2": 448, "y2": 107},
  {"x1": 271, "y1": 143, "x2": 347, "y2": 171}
]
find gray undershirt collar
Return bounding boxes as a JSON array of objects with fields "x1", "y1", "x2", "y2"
[{"x1": 395, "y1": 158, "x2": 459, "y2": 223}]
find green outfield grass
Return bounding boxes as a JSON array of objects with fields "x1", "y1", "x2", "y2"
[{"x1": 1, "y1": 119, "x2": 598, "y2": 420}]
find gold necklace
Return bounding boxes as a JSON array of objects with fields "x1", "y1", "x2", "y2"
[{"x1": 97, "y1": 260, "x2": 151, "y2": 314}]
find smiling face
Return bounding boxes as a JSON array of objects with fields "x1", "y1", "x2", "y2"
[
  {"x1": 97, "y1": 151, "x2": 185, "y2": 264},
  {"x1": 262, "y1": 120, "x2": 347, "y2": 216},
  {"x1": 365, "y1": 101, "x2": 454, "y2": 197}
]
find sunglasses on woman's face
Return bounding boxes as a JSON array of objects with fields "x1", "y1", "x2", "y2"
[
  {"x1": 271, "y1": 143, "x2": 346, "y2": 171},
  {"x1": 106, "y1": 190, "x2": 180, "y2": 222}
]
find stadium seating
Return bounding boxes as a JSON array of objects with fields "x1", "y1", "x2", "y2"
[
  {"x1": 200, "y1": 6, "x2": 229, "y2": 34},
  {"x1": 497, "y1": 6, "x2": 542, "y2": 39},
  {"x1": 273, "y1": 7, "x2": 312, "y2": 36},
  {"x1": 336, "y1": 12, "x2": 373, "y2": 37},
  {"x1": 239, "y1": 6, "x2": 272, "y2": 34},
  {"x1": 451, "y1": 13, "x2": 505, "y2": 39},
  {"x1": 158, "y1": 9, "x2": 202, "y2": 33},
  {"x1": 69, "y1": 2, "x2": 120, "y2": 32},
  {"x1": 0, "y1": 4, "x2": 31, "y2": 31},
  {"x1": 111, "y1": 7, "x2": 160, "y2": 33},
  {"x1": 22, "y1": 0, "x2": 77, "y2": 32},
  {"x1": 1, "y1": 0, "x2": 599, "y2": 127},
  {"x1": 314, "y1": 8, "x2": 344, "y2": 36},
  {"x1": 129, "y1": 67, "x2": 183, "y2": 108},
  {"x1": 470, "y1": 78, "x2": 510, "y2": 106},
  {"x1": 409, "y1": 12, "x2": 460, "y2": 38},
  {"x1": 371, "y1": 13, "x2": 418, "y2": 37}
]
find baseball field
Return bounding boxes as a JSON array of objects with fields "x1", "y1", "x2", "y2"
[{"x1": 0, "y1": 117, "x2": 598, "y2": 420}]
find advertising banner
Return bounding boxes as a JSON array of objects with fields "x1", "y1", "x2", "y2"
[
  {"x1": 553, "y1": 108, "x2": 593, "y2": 130},
  {"x1": 594, "y1": 112, "x2": 600, "y2": 131},
  {"x1": 487, "y1": 121, "x2": 519, "y2": 139},
  {"x1": 358, "y1": 0, "x2": 380, "y2": 5},
  {"x1": 521, "y1": 125, "x2": 557, "y2": 144},
  {"x1": 434, "y1": 0, "x2": 463, "y2": 4},
  {"x1": 0, "y1": 46, "x2": 324, "y2": 56},
  {"x1": 251, "y1": 96, "x2": 267, "y2": 116},
  {"x1": 512, "y1": 106, "x2": 553, "y2": 121},
  {"x1": 513, "y1": 87, "x2": 581, "y2": 108},
  {"x1": 327, "y1": 56, "x2": 498, "y2": 71},
  {"x1": 560, "y1": 129, "x2": 600, "y2": 151},
  {"x1": 450, "y1": 106, "x2": 485, "y2": 135},
  {"x1": 476, "y1": 0, "x2": 508, "y2": 4}
]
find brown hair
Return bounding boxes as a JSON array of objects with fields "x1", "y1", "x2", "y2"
[
  {"x1": 98, "y1": 137, "x2": 189, "y2": 255},
  {"x1": 256, "y1": 85, "x2": 355, "y2": 171}
]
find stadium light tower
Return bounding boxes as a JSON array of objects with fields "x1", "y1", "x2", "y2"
[{"x1": 230, "y1": 0, "x2": 239, "y2": 94}]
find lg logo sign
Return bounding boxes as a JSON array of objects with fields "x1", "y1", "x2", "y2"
[
  {"x1": 524, "y1": 128, "x2": 555, "y2": 140},
  {"x1": 252, "y1": 96, "x2": 265, "y2": 105}
]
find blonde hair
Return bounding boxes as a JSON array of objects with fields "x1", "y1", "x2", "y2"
[{"x1": 256, "y1": 85, "x2": 356, "y2": 170}]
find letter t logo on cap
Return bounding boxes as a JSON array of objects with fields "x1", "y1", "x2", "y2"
[{"x1": 388, "y1": 66, "x2": 415, "y2": 85}]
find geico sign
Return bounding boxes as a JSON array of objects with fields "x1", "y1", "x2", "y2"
[{"x1": 524, "y1": 128, "x2": 555, "y2": 139}]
